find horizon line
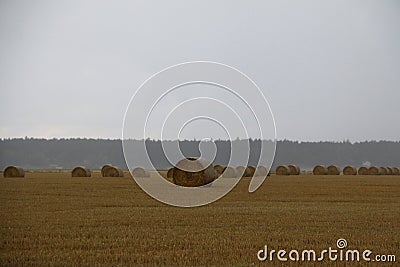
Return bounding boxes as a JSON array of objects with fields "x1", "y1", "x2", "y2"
[{"x1": 1, "y1": 137, "x2": 400, "y2": 144}]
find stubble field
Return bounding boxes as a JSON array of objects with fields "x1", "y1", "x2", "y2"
[{"x1": 1, "y1": 171, "x2": 399, "y2": 266}]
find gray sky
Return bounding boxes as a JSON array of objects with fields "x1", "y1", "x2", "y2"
[{"x1": 1, "y1": 0, "x2": 399, "y2": 141}]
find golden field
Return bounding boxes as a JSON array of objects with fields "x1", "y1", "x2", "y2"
[{"x1": 0, "y1": 171, "x2": 399, "y2": 266}]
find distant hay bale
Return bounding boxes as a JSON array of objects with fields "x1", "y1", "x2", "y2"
[
  {"x1": 357, "y1": 166, "x2": 369, "y2": 175},
  {"x1": 71, "y1": 166, "x2": 91, "y2": 177},
  {"x1": 255, "y1": 166, "x2": 269, "y2": 177},
  {"x1": 3, "y1": 166, "x2": 25, "y2": 178},
  {"x1": 392, "y1": 167, "x2": 400, "y2": 175},
  {"x1": 236, "y1": 166, "x2": 253, "y2": 177},
  {"x1": 343, "y1": 166, "x2": 357, "y2": 175},
  {"x1": 167, "y1": 168, "x2": 174, "y2": 179},
  {"x1": 386, "y1": 167, "x2": 393, "y2": 175},
  {"x1": 236, "y1": 166, "x2": 246, "y2": 177},
  {"x1": 132, "y1": 167, "x2": 149, "y2": 177},
  {"x1": 368, "y1": 166, "x2": 381, "y2": 175},
  {"x1": 246, "y1": 166, "x2": 256, "y2": 177},
  {"x1": 221, "y1": 166, "x2": 237, "y2": 178},
  {"x1": 379, "y1": 167, "x2": 388, "y2": 175},
  {"x1": 276, "y1": 165, "x2": 290, "y2": 176},
  {"x1": 214, "y1": 165, "x2": 225, "y2": 177},
  {"x1": 288, "y1": 164, "x2": 300, "y2": 175},
  {"x1": 101, "y1": 164, "x2": 112, "y2": 176},
  {"x1": 313, "y1": 165, "x2": 327, "y2": 175},
  {"x1": 172, "y1": 157, "x2": 216, "y2": 187},
  {"x1": 327, "y1": 165, "x2": 340, "y2": 175},
  {"x1": 101, "y1": 165, "x2": 124, "y2": 177}
]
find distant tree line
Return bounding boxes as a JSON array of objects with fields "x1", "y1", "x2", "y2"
[{"x1": 0, "y1": 138, "x2": 399, "y2": 170}]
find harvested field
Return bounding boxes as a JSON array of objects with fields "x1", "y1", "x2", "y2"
[{"x1": 0, "y1": 171, "x2": 399, "y2": 266}]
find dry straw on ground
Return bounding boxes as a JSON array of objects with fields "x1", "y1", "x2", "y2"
[
  {"x1": 313, "y1": 165, "x2": 327, "y2": 175},
  {"x1": 3, "y1": 166, "x2": 25, "y2": 178},
  {"x1": 357, "y1": 166, "x2": 369, "y2": 175},
  {"x1": 368, "y1": 166, "x2": 381, "y2": 175},
  {"x1": 71, "y1": 166, "x2": 91, "y2": 177},
  {"x1": 1, "y1": 173, "x2": 399, "y2": 266},
  {"x1": 132, "y1": 167, "x2": 149, "y2": 178},
  {"x1": 255, "y1": 166, "x2": 269, "y2": 177},
  {"x1": 172, "y1": 157, "x2": 216, "y2": 187},
  {"x1": 221, "y1": 166, "x2": 237, "y2": 178},
  {"x1": 327, "y1": 165, "x2": 340, "y2": 175},
  {"x1": 276, "y1": 165, "x2": 290, "y2": 176},
  {"x1": 380, "y1": 167, "x2": 388, "y2": 175},
  {"x1": 101, "y1": 165, "x2": 124, "y2": 177},
  {"x1": 288, "y1": 164, "x2": 300, "y2": 175}
]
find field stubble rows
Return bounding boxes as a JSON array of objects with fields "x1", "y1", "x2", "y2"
[{"x1": 0, "y1": 172, "x2": 399, "y2": 266}]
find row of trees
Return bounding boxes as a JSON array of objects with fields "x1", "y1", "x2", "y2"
[{"x1": 0, "y1": 138, "x2": 399, "y2": 170}]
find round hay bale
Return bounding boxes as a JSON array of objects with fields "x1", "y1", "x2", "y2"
[
  {"x1": 392, "y1": 167, "x2": 400, "y2": 175},
  {"x1": 255, "y1": 166, "x2": 269, "y2": 177},
  {"x1": 101, "y1": 164, "x2": 113, "y2": 176},
  {"x1": 236, "y1": 166, "x2": 246, "y2": 177},
  {"x1": 379, "y1": 167, "x2": 388, "y2": 175},
  {"x1": 167, "y1": 168, "x2": 174, "y2": 179},
  {"x1": 343, "y1": 166, "x2": 357, "y2": 175},
  {"x1": 327, "y1": 165, "x2": 340, "y2": 175},
  {"x1": 132, "y1": 167, "x2": 149, "y2": 177},
  {"x1": 246, "y1": 166, "x2": 256, "y2": 177},
  {"x1": 386, "y1": 167, "x2": 393, "y2": 175},
  {"x1": 288, "y1": 164, "x2": 300, "y2": 175},
  {"x1": 214, "y1": 165, "x2": 224, "y2": 177},
  {"x1": 3, "y1": 166, "x2": 25, "y2": 178},
  {"x1": 276, "y1": 165, "x2": 290, "y2": 176},
  {"x1": 368, "y1": 166, "x2": 381, "y2": 175},
  {"x1": 357, "y1": 166, "x2": 369, "y2": 175},
  {"x1": 236, "y1": 166, "x2": 253, "y2": 177},
  {"x1": 172, "y1": 157, "x2": 216, "y2": 187},
  {"x1": 71, "y1": 166, "x2": 91, "y2": 177},
  {"x1": 102, "y1": 165, "x2": 124, "y2": 177},
  {"x1": 313, "y1": 165, "x2": 327, "y2": 175},
  {"x1": 221, "y1": 166, "x2": 237, "y2": 178}
]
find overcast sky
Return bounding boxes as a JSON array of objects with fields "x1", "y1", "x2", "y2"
[{"x1": 1, "y1": 0, "x2": 399, "y2": 141}]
